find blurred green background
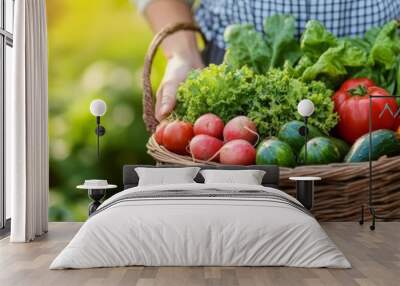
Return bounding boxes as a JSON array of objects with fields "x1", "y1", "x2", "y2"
[{"x1": 47, "y1": 0, "x2": 165, "y2": 221}]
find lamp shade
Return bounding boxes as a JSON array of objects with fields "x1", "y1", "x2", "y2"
[
  {"x1": 297, "y1": 99, "x2": 315, "y2": 117},
  {"x1": 90, "y1": 99, "x2": 107, "y2": 117}
]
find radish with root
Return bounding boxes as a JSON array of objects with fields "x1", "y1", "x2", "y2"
[
  {"x1": 189, "y1": 134, "x2": 223, "y2": 162},
  {"x1": 223, "y1": 116, "x2": 258, "y2": 144}
]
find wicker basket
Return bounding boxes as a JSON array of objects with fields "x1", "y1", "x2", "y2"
[{"x1": 142, "y1": 22, "x2": 400, "y2": 221}]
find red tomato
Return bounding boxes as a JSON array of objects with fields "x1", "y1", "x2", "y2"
[
  {"x1": 162, "y1": 121, "x2": 194, "y2": 155},
  {"x1": 189, "y1": 134, "x2": 223, "y2": 162},
  {"x1": 336, "y1": 85, "x2": 398, "y2": 143},
  {"x1": 333, "y1": 78, "x2": 375, "y2": 111},
  {"x1": 154, "y1": 121, "x2": 168, "y2": 145},
  {"x1": 340, "y1": 78, "x2": 375, "y2": 94},
  {"x1": 193, "y1": 113, "x2": 225, "y2": 139}
]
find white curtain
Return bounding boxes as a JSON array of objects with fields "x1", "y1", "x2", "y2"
[{"x1": 8, "y1": 0, "x2": 49, "y2": 242}]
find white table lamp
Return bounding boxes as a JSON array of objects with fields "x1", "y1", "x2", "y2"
[
  {"x1": 90, "y1": 99, "x2": 107, "y2": 160},
  {"x1": 297, "y1": 99, "x2": 315, "y2": 164}
]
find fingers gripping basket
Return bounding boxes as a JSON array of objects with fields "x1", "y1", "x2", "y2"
[{"x1": 142, "y1": 23, "x2": 400, "y2": 221}]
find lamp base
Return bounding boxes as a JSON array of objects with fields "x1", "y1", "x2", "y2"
[
  {"x1": 296, "y1": 181, "x2": 314, "y2": 210},
  {"x1": 88, "y1": 189, "x2": 106, "y2": 215},
  {"x1": 95, "y1": 125, "x2": 106, "y2": 136}
]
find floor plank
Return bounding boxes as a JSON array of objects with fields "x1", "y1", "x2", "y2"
[{"x1": 0, "y1": 222, "x2": 399, "y2": 286}]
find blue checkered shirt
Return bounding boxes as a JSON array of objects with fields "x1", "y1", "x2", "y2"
[{"x1": 195, "y1": 0, "x2": 400, "y2": 49}]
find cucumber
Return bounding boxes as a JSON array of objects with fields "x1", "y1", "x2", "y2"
[
  {"x1": 256, "y1": 138, "x2": 296, "y2": 167},
  {"x1": 298, "y1": 137, "x2": 341, "y2": 165},
  {"x1": 278, "y1": 121, "x2": 325, "y2": 153},
  {"x1": 330, "y1": 137, "x2": 350, "y2": 160},
  {"x1": 345, "y1": 129, "x2": 400, "y2": 162}
]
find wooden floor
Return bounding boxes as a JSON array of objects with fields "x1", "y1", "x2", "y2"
[{"x1": 0, "y1": 222, "x2": 399, "y2": 286}]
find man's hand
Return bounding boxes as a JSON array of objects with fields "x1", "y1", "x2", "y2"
[
  {"x1": 155, "y1": 53, "x2": 204, "y2": 121},
  {"x1": 142, "y1": 0, "x2": 202, "y2": 121}
]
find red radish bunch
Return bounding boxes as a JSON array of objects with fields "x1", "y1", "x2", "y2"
[
  {"x1": 223, "y1": 116, "x2": 258, "y2": 144},
  {"x1": 154, "y1": 115, "x2": 257, "y2": 165},
  {"x1": 194, "y1": 113, "x2": 224, "y2": 139},
  {"x1": 219, "y1": 139, "x2": 256, "y2": 165},
  {"x1": 189, "y1": 113, "x2": 224, "y2": 161},
  {"x1": 189, "y1": 134, "x2": 223, "y2": 162}
]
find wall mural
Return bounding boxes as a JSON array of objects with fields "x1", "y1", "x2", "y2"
[{"x1": 47, "y1": 0, "x2": 400, "y2": 222}]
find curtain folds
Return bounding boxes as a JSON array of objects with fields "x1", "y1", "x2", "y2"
[{"x1": 9, "y1": 0, "x2": 49, "y2": 242}]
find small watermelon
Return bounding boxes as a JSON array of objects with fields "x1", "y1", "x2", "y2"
[
  {"x1": 330, "y1": 137, "x2": 350, "y2": 160},
  {"x1": 278, "y1": 121, "x2": 325, "y2": 153},
  {"x1": 345, "y1": 129, "x2": 400, "y2": 162},
  {"x1": 256, "y1": 138, "x2": 296, "y2": 167},
  {"x1": 298, "y1": 137, "x2": 341, "y2": 165}
]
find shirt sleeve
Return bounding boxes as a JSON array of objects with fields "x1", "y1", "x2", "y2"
[{"x1": 133, "y1": 0, "x2": 195, "y2": 13}]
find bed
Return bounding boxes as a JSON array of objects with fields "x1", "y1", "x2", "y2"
[{"x1": 50, "y1": 165, "x2": 350, "y2": 269}]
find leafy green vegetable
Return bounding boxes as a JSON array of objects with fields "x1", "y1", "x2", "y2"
[
  {"x1": 298, "y1": 21, "x2": 369, "y2": 86},
  {"x1": 369, "y1": 20, "x2": 400, "y2": 70},
  {"x1": 248, "y1": 69, "x2": 338, "y2": 135},
  {"x1": 343, "y1": 37, "x2": 371, "y2": 53},
  {"x1": 175, "y1": 64, "x2": 255, "y2": 122},
  {"x1": 175, "y1": 65, "x2": 338, "y2": 136},
  {"x1": 348, "y1": 20, "x2": 400, "y2": 93},
  {"x1": 300, "y1": 20, "x2": 337, "y2": 61},
  {"x1": 264, "y1": 14, "x2": 301, "y2": 68},
  {"x1": 298, "y1": 19, "x2": 399, "y2": 91},
  {"x1": 302, "y1": 40, "x2": 368, "y2": 85},
  {"x1": 364, "y1": 26, "x2": 381, "y2": 46},
  {"x1": 224, "y1": 24, "x2": 270, "y2": 74},
  {"x1": 223, "y1": 16, "x2": 400, "y2": 94},
  {"x1": 223, "y1": 15, "x2": 300, "y2": 73},
  {"x1": 292, "y1": 55, "x2": 313, "y2": 77}
]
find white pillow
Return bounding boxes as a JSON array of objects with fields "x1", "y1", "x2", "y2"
[
  {"x1": 200, "y1": 169, "x2": 266, "y2": 185},
  {"x1": 135, "y1": 167, "x2": 200, "y2": 186}
]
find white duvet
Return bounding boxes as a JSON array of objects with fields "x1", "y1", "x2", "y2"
[{"x1": 50, "y1": 183, "x2": 350, "y2": 269}]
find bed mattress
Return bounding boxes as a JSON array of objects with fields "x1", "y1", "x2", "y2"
[{"x1": 50, "y1": 183, "x2": 350, "y2": 269}]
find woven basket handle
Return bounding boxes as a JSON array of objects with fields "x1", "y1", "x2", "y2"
[{"x1": 142, "y1": 22, "x2": 205, "y2": 133}]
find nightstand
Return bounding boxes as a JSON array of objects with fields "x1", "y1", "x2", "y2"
[
  {"x1": 77, "y1": 180, "x2": 117, "y2": 215},
  {"x1": 289, "y1": 177, "x2": 321, "y2": 210}
]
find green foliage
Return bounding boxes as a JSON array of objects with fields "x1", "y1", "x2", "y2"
[
  {"x1": 300, "y1": 20, "x2": 337, "y2": 61},
  {"x1": 264, "y1": 15, "x2": 301, "y2": 68},
  {"x1": 47, "y1": 0, "x2": 159, "y2": 221},
  {"x1": 223, "y1": 24, "x2": 270, "y2": 74},
  {"x1": 176, "y1": 65, "x2": 338, "y2": 137},
  {"x1": 301, "y1": 40, "x2": 368, "y2": 85},
  {"x1": 223, "y1": 16, "x2": 400, "y2": 92},
  {"x1": 299, "y1": 20, "x2": 400, "y2": 92},
  {"x1": 223, "y1": 15, "x2": 300, "y2": 73},
  {"x1": 247, "y1": 69, "x2": 338, "y2": 136},
  {"x1": 223, "y1": 16, "x2": 400, "y2": 94},
  {"x1": 368, "y1": 21, "x2": 400, "y2": 69},
  {"x1": 175, "y1": 64, "x2": 255, "y2": 122}
]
